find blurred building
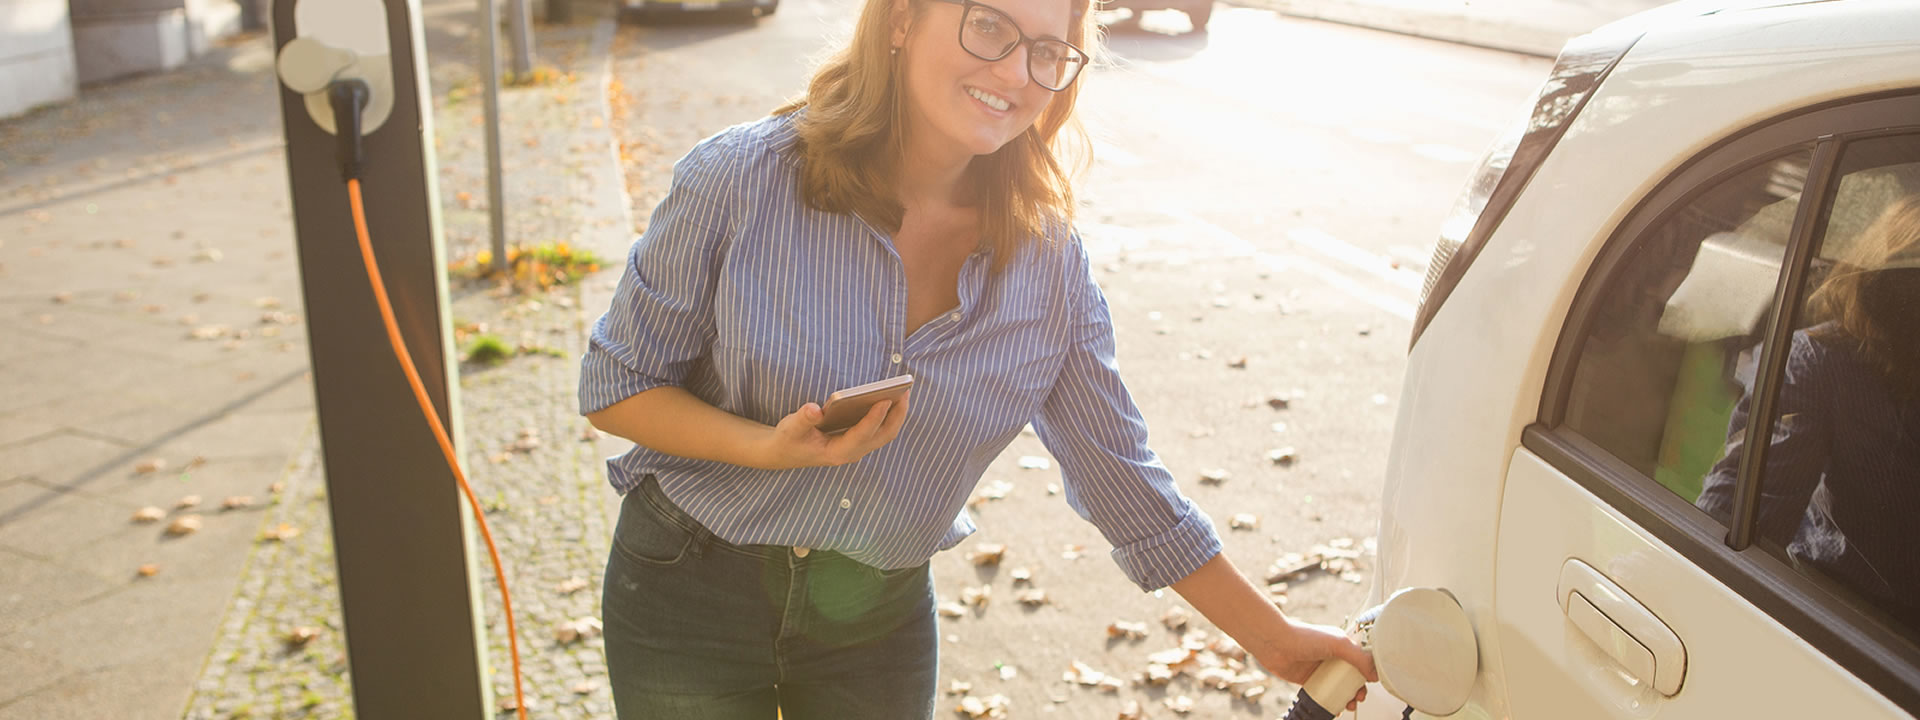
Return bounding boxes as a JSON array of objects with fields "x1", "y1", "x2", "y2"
[{"x1": 2, "y1": 0, "x2": 248, "y2": 119}]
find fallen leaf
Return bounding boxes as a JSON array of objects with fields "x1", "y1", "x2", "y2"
[
  {"x1": 948, "y1": 680, "x2": 973, "y2": 695},
  {"x1": 1010, "y1": 567, "x2": 1032, "y2": 584},
  {"x1": 221, "y1": 496, "x2": 254, "y2": 510},
  {"x1": 176, "y1": 495, "x2": 202, "y2": 509},
  {"x1": 554, "y1": 616, "x2": 603, "y2": 644},
  {"x1": 1230, "y1": 513, "x2": 1260, "y2": 530},
  {"x1": 571, "y1": 680, "x2": 596, "y2": 695},
  {"x1": 134, "y1": 458, "x2": 168, "y2": 474},
  {"x1": 189, "y1": 325, "x2": 229, "y2": 340},
  {"x1": 1162, "y1": 606, "x2": 1190, "y2": 630},
  {"x1": 255, "y1": 296, "x2": 282, "y2": 308},
  {"x1": 1144, "y1": 663, "x2": 1177, "y2": 685},
  {"x1": 184, "y1": 456, "x2": 207, "y2": 470},
  {"x1": 955, "y1": 694, "x2": 1010, "y2": 719},
  {"x1": 1046, "y1": 483, "x2": 1060, "y2": 496},
  {"x1": 937, "y1": 601, "x2": 969, "y2": 618},
  {"x1": 998, "y1": 664, "x2": 1018, "y2": 680},
  {"x1": 1165, "y1": 695, "x2": 1195, "y2": 714},
  {"x1": 166, "y1": 515, "x2": 202, "y2": 536},
  {"x1": 261, "y1": 523, "x2": 302, "y2": 542},
  {"x1": 967, "y1": 543, "x2": 1007, "y2": 566},
  {"x1": 1267, "y1": 395, "x2": 1291, "y2": 410},
  {"x1": 1228, "y1": 356, "x2": 1248, "y2": 369},
  {"x1": 1064, "y1": 660, "x2": 1108, "y2": 686},
  {"x1": 1061, "y1": 544, "x2": 1085, "y2": 560},
  {"x1": 132, "y1": 507, "x2": 166, "y2": 523},
  {"x1": 1267, "y1": 447, "x2": 1298, "y2": 466},
  {"x1": 509, "y1": 428, "x2": 542, "y2": 453},
  {"x1": 1118, "y1": 699, "x2": 1145, "y2": 719},
  {"x1": 269, "y1": 482, "x2": 286, "y2": 494},
  {"x1": 1107, "y1": 621, "x2": 1148, "y2": 641},
  {"x1": 1199, "y1": 468, "x2": 1230, "y2": 485},
  {"x1": 556, "y1": 577, "x2": 590, "y2": 594},
  {"x1": 1016, "y1": 589, "x2": 1049, "y2": 606},
  {"x1": 1017, "y1": 455, "x2": 1051, "y2": 471},
  {"x1": 51, "y1": 291, "x2": 72, "y2": 304},
  {"x1": 137, "y1": 564, "x2": 160, "y2": 577},
  {"x1": 961, "y1": 585, "x2": 992, "y2": 609},
  {"x1": 285, "y1": 626, "x2": 321, "y2": 647}
]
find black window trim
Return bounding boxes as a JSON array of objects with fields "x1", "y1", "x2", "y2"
[{"x1": 1532, "y1": 89, "x2": 1920, "y2": 714}]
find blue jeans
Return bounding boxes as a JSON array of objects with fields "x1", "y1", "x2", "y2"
[{"x1": 601, "y1": 475, "x2": 939, "y2": 719}]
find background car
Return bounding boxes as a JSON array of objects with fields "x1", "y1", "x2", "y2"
[
  {"x1": 616, "y1": 0, "x2": 777, "y2": 22},
  {"x1": 1102, "y1": 0, "x2": 1211, "y2": 31},
  {"x1": 1363, "y1": 0, "x2": 1920, "y2": 717}
]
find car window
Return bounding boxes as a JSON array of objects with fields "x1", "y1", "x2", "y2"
[
  {"x1": 1700, "y1": 134, "x2": 1920, "y2": 643},
  {"x1": 1562, "y1": 148, "x2": 1815, "y2": 507}
]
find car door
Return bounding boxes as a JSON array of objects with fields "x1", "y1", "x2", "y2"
[{"x1": 1494, "y1": 95, "x2": 1920, "y2": 718}]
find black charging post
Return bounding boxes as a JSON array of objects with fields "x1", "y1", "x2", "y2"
[{"x1": 271, "y1": 1, "x2": 493, "y2": 717}]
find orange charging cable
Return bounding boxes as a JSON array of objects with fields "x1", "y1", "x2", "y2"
[{"x1": 346, "y1": 178, "x2": 529, "y2": 720}]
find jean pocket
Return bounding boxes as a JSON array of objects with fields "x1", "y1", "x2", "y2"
[{"x1": 612, "y1": 486, "x2": 696, "y2": 567}]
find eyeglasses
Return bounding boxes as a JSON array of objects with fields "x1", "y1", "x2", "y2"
[{"x1": 929, "y1": 0, "x2": 1089, "y2": 92}]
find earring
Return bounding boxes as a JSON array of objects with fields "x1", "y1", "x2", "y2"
[{"x1": 890, "y1": 47, "x2": 900, "y2": 56}]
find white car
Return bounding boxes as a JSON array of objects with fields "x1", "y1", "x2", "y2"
[{"x1": 1365, "y1": 0, "x2": 1920, "y2": 717}]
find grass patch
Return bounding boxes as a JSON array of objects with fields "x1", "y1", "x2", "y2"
[{"x1": 465, "y1": 334, "x2": 513, "y2": 366}]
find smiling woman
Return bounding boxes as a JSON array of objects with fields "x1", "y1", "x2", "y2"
[{"x1": 581, "y1": 0, "x2": 1376, "y2": 717}]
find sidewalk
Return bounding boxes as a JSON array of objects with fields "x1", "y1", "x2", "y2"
[
  {"x1": 1245, "y1": 0, "x2": 1676, "y2": 57},
  {"x1": 0, "y1": 1, "x2": 635, "y2": 718}
]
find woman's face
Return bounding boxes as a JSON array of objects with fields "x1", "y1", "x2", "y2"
[{"x1": 897, "y1": 0, "x2": 1071, "y2": 159}]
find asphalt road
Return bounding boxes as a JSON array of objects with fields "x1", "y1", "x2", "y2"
[{"x1": 607, "y1": 3, "x2": 1549, "y2": 716}]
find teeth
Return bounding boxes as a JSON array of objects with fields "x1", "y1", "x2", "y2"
[{"x1": 968, "y1": 87, "x2": 1009, "y2": 112}]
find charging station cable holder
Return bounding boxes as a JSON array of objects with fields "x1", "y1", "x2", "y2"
[{"x1": 273, "y1": 0, "x2": 396, "y2": 138}]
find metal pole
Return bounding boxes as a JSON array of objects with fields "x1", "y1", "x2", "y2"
[
  {"x1": 508, "y1": 0, "x2": 534, "y2": 77},
  {"x1": 270, "y1": 0, "x2": 490, "y2": 716},
  {"x1": 480, "y1": 0, "x2": 508, "y2": 274}
]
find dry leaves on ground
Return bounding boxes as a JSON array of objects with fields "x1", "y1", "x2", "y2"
[
  {"x1": 261, "y1": 523, "x2": 302, "y2": 542},
  {"x1": 134, "y1": 458, "x2": 168, "y2": 474},
  {"x1": 967, "y1": 543, "x2": 1007, "y2": 566},
  {"x1": 131, "y1": 507, "x2": 166, "y2": 523},
  {"x1": 554, "y1": 616, "x2": 603, "y2": 644},
  {"x1": 166, "y1": 515, "x2": 202, "y2": 536}
]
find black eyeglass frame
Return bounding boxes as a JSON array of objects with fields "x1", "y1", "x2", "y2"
[{"x1": 928, "y1": 0, "x2": 1089, "y2": 92}]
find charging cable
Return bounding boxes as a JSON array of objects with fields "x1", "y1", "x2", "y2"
[{"x1": 331, "y1": 80, "x2": 530, "y2": 720}]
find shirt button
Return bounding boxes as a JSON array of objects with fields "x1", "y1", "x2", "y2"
[
  {"x1": 793, "y1": 547, "x2": 810, "y2": 558},
  {"x1": 839, "y1": 498, "x2": 852, "y2": 509},
  {"x1": 890, "y1": 352, "x2": 903, "y2": 364},
  {"x1": 949, "y1": 312, "x2": 962, "y2": 322}
]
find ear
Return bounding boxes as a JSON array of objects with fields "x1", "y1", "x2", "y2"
[{"x1": 890, "y1": 0, "x2": 911, "y2": 49}]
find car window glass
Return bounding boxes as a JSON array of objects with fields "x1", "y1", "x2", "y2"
[
  {"x1": 1564, "y1": 149, "x2": 1814, "y2": 509},
  {"x1": 1713, "y1": 134, "x2": 1920, "y2": 642}
]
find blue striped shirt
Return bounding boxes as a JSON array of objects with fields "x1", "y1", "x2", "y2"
[{"x1": 578, "y1": 112, "x2": 1221, "y2": 591}]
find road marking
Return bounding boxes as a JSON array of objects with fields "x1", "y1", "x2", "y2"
[
  {"x1": 1284, "y1": 228, "x2": 1425, "y2": 293},
  {"x1": 1088, "y1": 210, "x2": 1419, "y2": 322}
]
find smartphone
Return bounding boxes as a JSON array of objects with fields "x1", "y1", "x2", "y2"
[{"x1": 818, "y1": 375, "x2": 914, "y2": 435}]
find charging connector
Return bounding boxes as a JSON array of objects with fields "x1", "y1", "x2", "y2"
[{"x1": 327, "y1": 79, "x2": 370, "y2": 181}]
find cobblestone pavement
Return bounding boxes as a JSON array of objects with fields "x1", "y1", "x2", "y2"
[{"x1": 179, "y1": 1, "x2": 634, "y2": 717}]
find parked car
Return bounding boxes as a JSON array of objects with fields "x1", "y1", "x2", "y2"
[
  {"x1": 1104, "y1": 0, "x2": 1210, "y2": 31},
  {"x1": 615, "y1": 0, "x2": 776, "y2": 22},
  {"x1": 1364, "y1": 0, "x2": 1920, "y2": 717}
]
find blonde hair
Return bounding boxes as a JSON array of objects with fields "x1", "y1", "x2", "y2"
[
  {"x1": 773, "y1": 0, "x2": 1099, "y2": 272},
  {"x1": 1808, "y1": 193, "x2": 1920, "y2": 401}
]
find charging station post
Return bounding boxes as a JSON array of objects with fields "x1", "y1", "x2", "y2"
[{"x1": 271, "y1": 1, "x2": 494, "y2": 716}]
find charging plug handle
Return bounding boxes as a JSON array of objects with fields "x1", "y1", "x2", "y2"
[{"x1": 328, "y1": 79, "x2": 371, "y2": 181}]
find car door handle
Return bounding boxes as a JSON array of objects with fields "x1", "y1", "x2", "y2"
[{"x1": 1557, "y1": 559, "x2": 1687, "y2": 696}]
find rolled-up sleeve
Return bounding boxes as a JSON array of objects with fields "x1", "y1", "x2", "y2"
[
  {"x1": 1034, "y1": 237, "x2": 1223, "y2": 592},
  {"x1": 578, "y1": 139, "x2": 738, "y2": 416}
]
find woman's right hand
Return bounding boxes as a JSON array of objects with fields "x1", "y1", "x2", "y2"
[{"x1": 755, "y1": 392, "x2": 911, "y2": 470}]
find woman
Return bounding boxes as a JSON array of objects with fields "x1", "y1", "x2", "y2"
[
  {"x1": 1697, "y1": 194, "x2": 1920, "y2": 634},
  {"x1": 579, "y1": 0, "x2": 1378, "y2": 716}
]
